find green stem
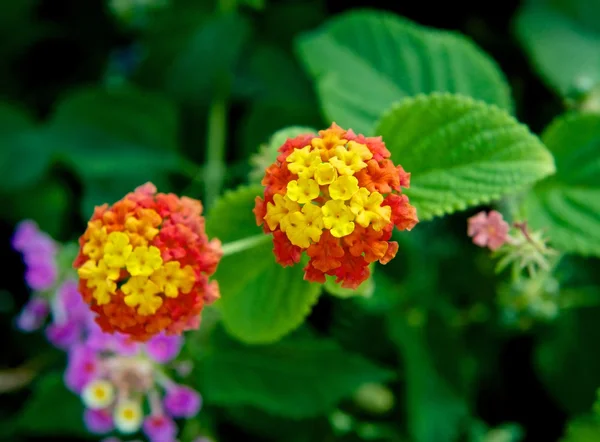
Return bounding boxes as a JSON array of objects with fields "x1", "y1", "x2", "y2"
[
  {"x1": 221, "y1": 234, "x2": 271, "y2": 257},
  {"x1": 204, "y1": 95, "x2": 227, "y2": 209}
]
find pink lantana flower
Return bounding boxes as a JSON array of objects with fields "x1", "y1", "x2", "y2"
[{"x1": 467, "y1": 210, "x2": 510, "y2": 251}]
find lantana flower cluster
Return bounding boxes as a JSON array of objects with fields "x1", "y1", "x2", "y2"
[
  {"x1": 254, "y1": 123, "x2": 418, "y2": 289},
  {"x1": 12, "y1": 220, "x2": 209, "y2": 442},
  {"x1": 74, "y1": 183, "x2": 222, "y2": 341},
  {"x1": 66, "y1": 332, "x2": 201, "y2": 441}
]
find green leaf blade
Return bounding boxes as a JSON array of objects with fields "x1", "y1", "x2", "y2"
[
  {"x1": 525, "y1": 112, "x2": 600, "y2": 256},
  {"x1": 296, "y1": 9, "x2": 512, "y2": 134},
  {"x1": 515, "y1": 1, "x2": 600, "y2": 97},
  {"x1": 200, "y1": 331, "x2": 394, "y2": 419},
  {"x1": 376, "y1": 93, "x2": 556, "y2": 220},
  {"x1": 206, "y1": 185, "x2": 321, "y2": 344},
  {"x1": 42, "y1": 86, "x2": 182, "y2": 215}
]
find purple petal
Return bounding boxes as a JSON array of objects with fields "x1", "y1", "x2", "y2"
[
  {"x1": 84, "y1": 408, "x2": 114, "y2": 434},
  {"x1": 11, "y1": 220, "x2": 41, "y2": 252},
  {"x1": 164, "y1": 385, "x2": 202, "y2": 418},
  {"x1": 24, "y1": 263, "x2": 58, "y2": 291},
  {"x1": 113, "y1": 333, "x2": 141, "y2": 357},
  {"x1": 57, "y1": 280, "x2": 89, "y2": 323},
  {"x1": 85, "y1": 326, "x2": 113, "y2": 352},
  {"x1": 22, "y1": 235, "x2": 58, "y2": 264},
  {"x1": 46, "y1": 320, "x2": 82, "y2": 350},
  {"x1": 85, "y1": 323, "x2": 141, "y2": 357},
  {"x1": 64, "y1": 345, "x2": 101, "y2": 393},
  {"x1": 145, "y1": 333, "x2": 182, "y2": 364},
  {"x1": 15, "y1": 298, "x2": 49, "y2": 332},
  {"x1": 142, "y1": 414, "x2": 178, "y2": 442}
]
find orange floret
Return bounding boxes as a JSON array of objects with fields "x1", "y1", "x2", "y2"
[{"x1": 74, "y1": 183, "x2": 223, "y2": 341}]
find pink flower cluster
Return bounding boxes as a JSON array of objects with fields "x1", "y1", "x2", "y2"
[
  {"x1": 12, "y1": 220, "x2": 206, "y2": 442},
  {"x1": 65, "y1": 332, "x2": 201, "y2": 441},
  {"x1": 467, "y1": 210, "x2": 510, "y2": 251}
]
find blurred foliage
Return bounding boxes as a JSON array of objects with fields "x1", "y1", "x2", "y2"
[{"x1": 1, "y1": 1, "x2": 600, "y2": 442}]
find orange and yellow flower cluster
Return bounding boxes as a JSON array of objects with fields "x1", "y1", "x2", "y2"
[
  {"x1": 254, "y1": 123, "x2": 418, "y2": 289},
  {"x1": 73, "y1": 183, "x2": 222, "y2": 341}
]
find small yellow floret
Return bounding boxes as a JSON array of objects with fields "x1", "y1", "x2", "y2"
[
  {"x1": 126, "y1": 246, "x2": 163, "y2": 276},
  {"x1": 103, "y1": 231, "x2": 133, "y2": 268},
  {"x1": 329, "y1": 175, "x2": 359, "y2": 201},
  {"x1": 151, "y1": 261, "x2": 196, "y2": 298},
  {"x1": 286, "y1": 178, "x2": 320, "y2": 204},
  {"x1": 322, "y1": 200, "x2": 355, "y2": 238},
  {"x1": 350, "y1": 188, "x2": 392, "y2": 231},
  {"x1": 122, "y1": 276, "x2": 162, "y2": 316},
  {"x1": 329, "y1": 145, "x2": 368, "y2": 175},
  {"x1": 314, "y1": 162, "x2": 338, "y2": 185},
  {"x1": 286, "y1": 146, "x2": 322, "y2": 178},
  {"x1": 285, "y1": 204, "x2": 324, "y2": 248},
  {"x1": 264, "y1": 194, "x2": 300, "y2": 232}
]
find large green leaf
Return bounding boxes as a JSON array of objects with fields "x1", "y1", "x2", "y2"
[
  {"x1": 515, "y1": 0, "x2": 600, "y2": 97},
  {"x1": 205, "y1": 185, "x2": 322, "y2": 344},
  {"x1": 296, "y1": 9, "x2": 512, "y2": 134},
  {"x1": 17, "y1": 372, "x2": 88, "y2": 437},
  {"x1": 42, "y1": 86, "x2": 181, "y2": 215},
  {"x1": 524, "y1": 112, "x2": 600, "y2": 256},
  {"x1": 376, "y1": 93, "x2": 556, "y2": 220},
  {"x1": 198, "y1": 329, "x2": 394, "y2": 418},
  {"x1": 50, "y1": 86, "x2": 179, "y2": 154}
]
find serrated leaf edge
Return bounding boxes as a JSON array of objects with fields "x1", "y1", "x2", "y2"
[{"x1": 376, "y1": 92, "x2": 556, "y2": 221}]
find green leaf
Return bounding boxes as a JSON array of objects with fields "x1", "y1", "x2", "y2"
[
  {"x1": 524, "y1": 112, "x2": 600, "y2": 256},
  {"x1": 387, "y1": 308, "x2": 470, "y2": 442},
  {"x1": 50, "y1": 86, "x2": 179, "y2": 153},
  {"x1": 199, "y1": 329, "x2": 394, "y2": 418},
  {"x1": 237, "y1": 44, "x2": 322, "y2": 158},
  {"x1": 166, "y1": 13, "x2": 251, "y2": 105},
  {"x1": 17, "y1": 371, "x2": 88, "y2": 437},
  {"x1": 237, "y1": 44, "x2": 316, "y2": 104},
  {"x1": 376, "y1": 93, "x2": 556, "y2": 220},
  {"x1": 514, "y1": 0, "x2": 600, "y2": 97},
  {"x1": 0, "y1": 103, "x2": 52, "y2": 192},
  {"x1": 205, "y1": 185, "x2": 321, "y2": 344},
  {"x1": 535, "y1": 306, "x2": 600, "y2": 415},
  {"x1": 296, "y1": 9, "x2": 512, "y2": 134},
  {"x1": 42, "y1": 86, "x2": 181, "y2": 216}
]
